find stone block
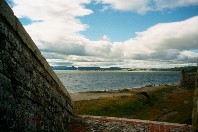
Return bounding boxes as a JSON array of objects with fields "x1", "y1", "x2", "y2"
[
  {"x1": 0, "y1": 73, "x2": 11, "y2": 90},
  {"x1": 4, "y1": 41, "x2": 12, "y2": 52},
  {"x1": 1, "y1": 48, "x2": 10, "y2": 62},
  {"x1": 0, "y1": 59, "x2": 3, "y2": 72},
  {"x1": 2, "y1": 61, "x2": 12, "y2": 78},
  {"x1": 14, "y1": 39, "x2": 22, "y2": 53},
  {"x1": 0, "y1": 32, "x2": 6, "y2": 50}
]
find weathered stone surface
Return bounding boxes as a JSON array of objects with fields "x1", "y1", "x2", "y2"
[
  {"x1": 0, "y1": 0, "x2": 74, "y2": 131},
  {"x1": 69, "y1": 116, "x2": 192, "y2": 132},
  {"x1": 192, "y1": 66, "x2": 198, "y2": 131},
  {"x1": 0, "y1": 59, "x2": 3, "y2": 72},
  {"x1": 0, "y1": 0, "x2": 16, "y2": 30},
  {"x1": 180, "y1": 71, "x2": 196, "y2": 88},
  {"x1": 192, "y1": 102, "x2": 198, "y2": 131}
]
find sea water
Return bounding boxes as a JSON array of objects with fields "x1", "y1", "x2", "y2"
[{"x1": 54, "y1": 70, "x2": 180, "y2": 93}]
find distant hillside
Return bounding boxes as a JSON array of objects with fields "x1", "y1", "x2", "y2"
[
  {"x1": 152, "y1": 66, "x2": 197, "y2": 72},
  {"x1": 51, "y1": 65, "x2": 197, "y2": 72},
  {"x1": 51, "y1": 66, "x2": 77, "y2": 70}
]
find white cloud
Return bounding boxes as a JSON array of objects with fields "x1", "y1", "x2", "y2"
[
  {"x1": 10, "y1": 0, "x2": 198, "y2": 68},
  {"x1": 100, "y1": 35, "x2": 110, "y2": 41},
  {"x1": 131, "y1": 16, "x2": 198, "y2": 51},
  {"x1": 96, "y1": 0, "x2": 198, "y2": 14},
  {"x1": 12, "y1": 0, "x2": 93, "y2": 51},
  {"x1": 155, "y1": 0, "x2": 198, "y2": 10},
  {"x1": 12, "y1": 0, "x2": 92, "y2": 20},
  {"x1": 120, "y1": 16, "x2": 198, "y2": 63},
  {"x1": 96, "y1": 0, "x2": 151, "y2": 14}
]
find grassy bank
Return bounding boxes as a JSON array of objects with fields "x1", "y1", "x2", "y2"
[{"x1": 74, "y1": 85, "x2": 193, "y2": 124}]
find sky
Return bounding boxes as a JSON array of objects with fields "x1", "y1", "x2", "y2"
[{"x1": 6, "y1": 0, "x2": 198, "y2": 68}]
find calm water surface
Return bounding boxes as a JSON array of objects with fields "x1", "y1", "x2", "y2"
[{"x1": 54, "y1": 71, "x2": 180, "y2": 93}]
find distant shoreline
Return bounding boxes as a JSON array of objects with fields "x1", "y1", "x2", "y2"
[{"x1": 54, "y1": 70, "x2": 180, "y2": 72}]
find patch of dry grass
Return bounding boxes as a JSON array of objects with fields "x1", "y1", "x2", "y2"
[{"x1": 74, "y1": 85, "x2": 193, "y2": 124}]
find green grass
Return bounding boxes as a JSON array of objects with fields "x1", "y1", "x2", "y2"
[{"x1": 74, "y1": 85, "x2": 193, "y2": 124}]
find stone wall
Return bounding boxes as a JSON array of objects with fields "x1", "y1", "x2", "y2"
[
  {"x1": 180, "y1": 70, "x2": 196, "y2": 88},
  {"x1": 0, "y1": 0, "x2": 74, "y2": 131},
  {"x1": 192, "y1": 64, "x2": 198, "y2": 131}
]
